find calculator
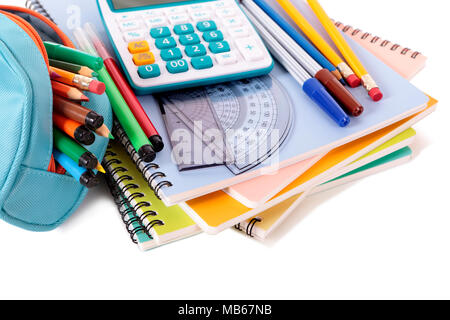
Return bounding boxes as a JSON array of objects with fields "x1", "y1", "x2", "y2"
[{"x1": 97, "y1": 0, "x2": 274, "y2": 95}]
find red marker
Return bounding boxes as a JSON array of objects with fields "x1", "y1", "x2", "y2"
[{"x1": 84, "y1": 23, "x2": 164, "y2": 152}]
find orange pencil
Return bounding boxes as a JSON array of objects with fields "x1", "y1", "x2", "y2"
[
  {"x1": 306, "y1": 0, "x2": 383, "y2": 101},
  {"x1": 51, "y1": 81, "x2": 89, "y2": 102},
  {"x1": 50, "y1": 66, "x2": 106, "y2": 95},
  {"x1": 53, "y1": 114, "x2": 96, "y2": 146}
]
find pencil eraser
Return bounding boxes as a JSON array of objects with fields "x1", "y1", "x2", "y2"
[
  {"x1": 346, "y1": 74, "x2": 361, "y2": 88},
  {"x1": 89, "y1": 80, "x2": 106, "y2": 95},
  {"x1": 369, "y1": 88, "x2": 383, "y2": 102}
]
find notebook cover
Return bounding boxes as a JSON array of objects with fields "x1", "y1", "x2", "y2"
[
  {"x1": 181, "y1": 98, "x2": 437, "y2": 234},
  {"x1": 34, "y1": 0, "x2": 430, "y2": 207}
]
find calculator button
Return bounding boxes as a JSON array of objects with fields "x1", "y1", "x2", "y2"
[
  {"x1": 123, "y1": 30, "x2": 146, "y2": 42},
  {"x1": 150, "y1": 27, "x2": 171, "y2": 38},
  {"x1": 191, "y1": 11, "x2": 212, "y2": 22},
  {"x1": 165, "y1": 7, "x2": 187, "y2": 15},
  {"x1": 215, "y1": 51, "x2": 238, "y2": 65},
  {"x1": 168, "y1": 14, "x2": 190, "y2": 25},
  {"x1": 203, "y1": 30, "x2": 224, "y2": 42},
  {"x1": 188, "y1": 4, "x2": 210, "y2": 12},
  {"x1": 209, "y1": 41, "x2": 230, "y2": 54},
  {"x1": 128, "y1": 40, "x2": 150, "y2": 54},
  {"x1": 216, "y1": 8, "x2": 236, "y2": 18},
  {"x1": 167, "y1": 59, "x2": 189, "y2": 74},
  {"x1": 212, "y1": 1, "x2": 231, "y2": 9},
  {"x1": 155, "y1": 37, "x2": 177, "y2": 49},
  {"x1": 235, "y1": 38, "x2": 264, "y2": 61},
  {"x1": 145, "y1": 16, "x2": 168, "y2": 28},
  {"x1": 133, "y1": 52, "x2": 156, "y2": 66},
  {"x1": 228, "y1": 27, "x2": 250, "y2": 39},
  {"x1": 179, "y1": 33, "x2": 201, "y2": 46},
  {"x1": 196, "y1": 20, "x2": 217, "y2": 32},
  {"x1": 116, "y1": 14, "x2": 139, "y2": 23},
  {"x1": 138, "y1": 64, "x2": 161, "y2": 79},
  {"x1": 161, "y1": 48, "x2": 183, "y2": 61},
  {"x1": 119, "y1": 21, "x2": 141, "y2": 32},
  {"x1": 222, "y1": 17, "x2": 243, "y2": 28},
  {"x1": 185, "y1": 44, "x2": 207, "y2": 57},
  {"x1": 142, "y1": 10, "x2": 164, "y2": 18},
  {"x1": 174, "y1": 23, "x2": 195, "y2": 35},
  {"x1": 191, "y1": 56, "x2": 213, "y2": 70}
]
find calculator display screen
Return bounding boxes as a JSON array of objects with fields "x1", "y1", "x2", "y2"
[{"x1": 111, "y1": 0, "x2": 188, "y2": 10}]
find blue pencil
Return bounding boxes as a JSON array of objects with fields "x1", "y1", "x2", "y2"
[
  {"x1": 251, "y1": 0, "x2": 344, "y2": 83},
  {"x1": 53, "y1": 149, "x2": 100, "y2": 188}
]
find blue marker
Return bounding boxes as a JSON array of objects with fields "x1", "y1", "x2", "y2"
[
  {"x1": 53, "y1": 149, "x2": 100, "y2": 188},
  {"x1": 250, "y1": 0, "x2": 344, "y2": 84}
]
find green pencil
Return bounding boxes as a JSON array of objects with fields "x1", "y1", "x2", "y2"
[
  {"x1": 49, "y1": 59, "x2": 98, "y2": 78},
  {"x1": 53, "y1": 128, "x2": 105, "y2": 173},
  {"x1": 97, "y1": 66, "x2": 156, "y2": 162}
]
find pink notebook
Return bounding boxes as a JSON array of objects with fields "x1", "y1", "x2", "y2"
[{"x1": 224, "y1": 22, "x2": 427, "y2": 208}]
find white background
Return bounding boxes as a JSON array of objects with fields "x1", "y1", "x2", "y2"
[{"x1": 0, "y1": 0, "x2": 448, "y2": 300}]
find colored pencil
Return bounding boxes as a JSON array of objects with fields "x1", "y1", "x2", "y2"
[
  {"x1": 95, "y1": 124, "x2": 113, "y2": 139},
  {"x1": 53, "y1": 95, "x2": 104, "y2": 130},
  {"x1": 50, "y1": 66, "x2": 106, "y2": 95},
  {"x1": 243, "y1": 7, "x2": 350, "y2": 127},
  {"x1": 276, "y1": 0, "x2": 360, "y2": 87},
  {"x1": 306, "y1": 0, "x2": 383, "y2": 101},
  {"x1": 242, "y1": 0, "x2": 363, "y2": 117},
  {"x1": 53, "y1": 149, "x2": 100, "y2": 188},
  {"x1": 53, "y1": 113, "x2": 96, "y2": 146},
  {"x1": 51, "y1": 81, "x2": 89, "y2": 102},
  {"x1": 49, "y1": 59, "x2": 98, "y2": 78}
]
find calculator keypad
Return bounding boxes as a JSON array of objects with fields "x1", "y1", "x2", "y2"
[{"x1": 108, "y1": 0, "x2": 271, "y2": 92}]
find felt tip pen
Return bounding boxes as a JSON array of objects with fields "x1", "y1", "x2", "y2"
[
  {"x1": 83, "y1": 23, "x2": 164, "y2": 152},
  {"x1": 53, "y1": 149, "x2": 100, "y2": 188},
  {"x1": 44, "y1": 41, "x2": 104, "y2": 72}
]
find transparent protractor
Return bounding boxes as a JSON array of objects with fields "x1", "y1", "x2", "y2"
[{"x1": 205, "y1": 84, "x2": 240, "y2": 130}]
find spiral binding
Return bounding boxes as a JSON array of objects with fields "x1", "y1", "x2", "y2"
[
  {"x1": 234, "y1": 217, "x2": 262, "y2": 238},
  {"x1": 103, "y1": 141, "x2": 168, "y2": 245},
  {"x1": 25, "y1": 0, "x2": 55, "y2": 22},
  {"x1": 334, "y1": 21, "x2": 422, "y2": 59},
  {"x1": 113, "y1": 120, "x2": 173, "y2": 200}
]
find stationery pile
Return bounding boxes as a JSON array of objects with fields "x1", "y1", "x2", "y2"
[{"x1": 27, "y1": 0, "x2": 437, "y2": 250}]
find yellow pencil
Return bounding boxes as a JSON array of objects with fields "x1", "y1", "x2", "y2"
[
  {"x1": 276, "y1": 0, "x2": 360, "y2": 87},
  {"x1": 306, "y1": 0, "x2": 383, "y2": 101}
]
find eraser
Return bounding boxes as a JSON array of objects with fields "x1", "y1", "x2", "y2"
[
  {"x1": 88, "y1": 80, "x2": 106, "y2": 95},
  {"x1": 345, "y1": 74, "x2": 361, "y2": 88},
  {"x1": 369, "y1": 87, "x2": 383, "y2": 102}
]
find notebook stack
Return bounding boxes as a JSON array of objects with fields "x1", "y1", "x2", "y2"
[{"x1": 29, "y1": 0, "x2": 437, "y2": 250}]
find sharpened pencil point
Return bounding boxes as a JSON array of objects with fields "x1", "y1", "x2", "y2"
[{"x1": 96, "y1": 164, "x2": 106, "y2": 174}]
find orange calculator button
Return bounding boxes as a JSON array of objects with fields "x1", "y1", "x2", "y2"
[
  {"x1": 132, "y1": 52, "x2": 156, "y2": 66},
  {"x1": 128, "y1": 40, "x2": 150, "y2": 54}
]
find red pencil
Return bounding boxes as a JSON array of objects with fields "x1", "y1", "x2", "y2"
[{"x1": 85, "y1": 23, "x2": 164, "y2": 152}]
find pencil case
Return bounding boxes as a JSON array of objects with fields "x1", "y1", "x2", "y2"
[{"x1": 0, "y1": 6, "x2": 113, "y2": 232}]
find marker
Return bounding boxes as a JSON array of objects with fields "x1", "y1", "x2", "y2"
[
  {"x1": 73, "y1": 27, "x2": 156, "y2": 162},
  {"x1": 243, "y1": 0, "x2": 363, "y2": 117},
  {"x1": 54, "y1": 128, "x2": 104, "y2": 172},
  {"x1": 53, "y1": 149, "x2": 100, "y2": 188},
  {"x1": 50, "y1": 66, "x2": 105, "y2": 95},
  {"x1": 49, "y1": 59, "x2": 98, "y2": 78},
  {"x1": 243, "y1": 7, "x2": 350, "y2": 127},
  {"x1": 44, "y1": 41, "x2": 104, "y2": 71},
  {"x1": 51, "y1": 81, "x2": 89, "y2": 102},
  {"x1": 84, "y1": 23, "x2": 164, "y2": 152},
  {"x1": 53, "y1": 114, "x2": 96, "y2": 146},
  {"x1": 53, "y1": 95, "x2": 104, "y2": 130}
]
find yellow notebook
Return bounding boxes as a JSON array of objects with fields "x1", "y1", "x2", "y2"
[{"x1": 181, "y1": 98, "x2": 437, "y2": 235}]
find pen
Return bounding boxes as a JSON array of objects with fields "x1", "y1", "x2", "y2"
[
  {"x1": 83, "y1": 23, "x2": 164, "y2": 152},
  {"x1": 44, "y1": 41, "x2": 104, "y2": 71},
  {"x1": 243, "y1": 7, "x2": 350, "y2": 127}
]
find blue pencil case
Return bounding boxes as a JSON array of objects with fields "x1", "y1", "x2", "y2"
[{"x1": 0, "y1": 6, "x2": 112, "y2": 232}]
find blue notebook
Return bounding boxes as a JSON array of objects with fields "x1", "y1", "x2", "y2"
[{"x1": 32, "y1": 0, "x2": 430, "y2": 206}]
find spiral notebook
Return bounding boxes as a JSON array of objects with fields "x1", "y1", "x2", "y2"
[
  {"x1": 234, "y1": 128, "x2": 417, "y2": 240},
  {"x1": 103, "y1": 133, "x2": 201, "y2": 249},
  {"x1": 26, "y1": 0, "x2": 430, "y2": 208},
  {"x1": 236, "y1": 146, "x2": 415, "y2": 240}
]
